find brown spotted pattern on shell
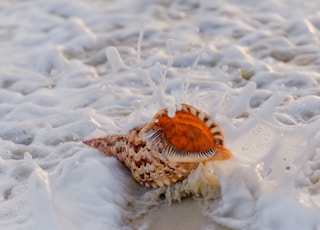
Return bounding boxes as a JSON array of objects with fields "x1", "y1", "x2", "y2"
[{"x1": 83, "y1": 104, "x2": 232, "y2": 188}]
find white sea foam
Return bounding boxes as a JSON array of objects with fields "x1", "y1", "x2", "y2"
[{"x1": 0, "y1": 0, "x2": 320, "y2": 229}]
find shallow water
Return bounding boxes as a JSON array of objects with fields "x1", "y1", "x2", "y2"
[{"x1": 1, "y1": 0, "x2": 320, "y2": 229}]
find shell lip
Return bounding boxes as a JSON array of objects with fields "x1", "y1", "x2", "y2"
[
  {"x1": 165, "y1": 144, "x2": 218, "y2": 163},
  {"x1": 144, "y1": 128, "x2": 231, "y2": 163}
]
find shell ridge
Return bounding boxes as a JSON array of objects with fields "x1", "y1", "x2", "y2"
[
  {"x1": 164, "y1": 140, "x2": 217, "y2": 163},
  {"x1": 141, "y1": 123, "x2": 219, "y2": 163}
]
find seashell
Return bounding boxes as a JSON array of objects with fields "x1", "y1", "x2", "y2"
[{"x1": 83, "y1": 103, "x2": 232, "y2": 188}]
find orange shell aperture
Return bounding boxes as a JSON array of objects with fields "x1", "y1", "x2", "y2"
[{"x1": 155, "y1": 109, "x2": 215, "y2": 153}]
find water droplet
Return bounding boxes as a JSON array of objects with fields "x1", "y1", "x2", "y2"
[
  {"x1": 50, "y1": 69, "x2": 59, "y2": 76},
  {"x1": 106, "y1": 46, "x2": 126, "y2": 73},
  {"x1": 227, "y1": 82, "x2": 233, "y2": 87},
  {"x1": 255, "y1": 162, "x2": 271, "y2": 179},
  {"x1": 222, "y1": 65, "x2": 228, "y2": 71}
]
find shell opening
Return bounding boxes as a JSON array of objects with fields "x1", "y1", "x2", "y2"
[
  {"x1": 165, "y1": 144, "x2": 217, "y2": 163},
  {"x1": 145, "y1": 129, "x2": 218, "y2": 163}
]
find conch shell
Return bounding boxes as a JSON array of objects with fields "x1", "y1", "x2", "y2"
[{"x1": 83, "y1": 104, "x2": 232, "y2": 188}]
